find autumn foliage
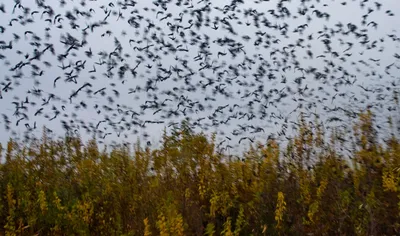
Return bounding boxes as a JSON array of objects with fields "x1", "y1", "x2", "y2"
[{"x1": 1, "y1": 111, "x2": 400, "y2": 235}]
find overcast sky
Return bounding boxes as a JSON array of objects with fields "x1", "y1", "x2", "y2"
[{"x1": 0, "y1": 0, "x2": 399, "y2": 155}]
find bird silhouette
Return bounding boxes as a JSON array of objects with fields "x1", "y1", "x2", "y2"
[{"x1": 0, "y1": 0, "x2": 396, "y2": 153}]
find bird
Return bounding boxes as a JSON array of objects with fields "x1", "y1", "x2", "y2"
[
  {"x1": 0, "y1": 0, "x2": 395, "y2": 157},
  {"x1": 53, "y1": 76, "x2": 61, "y2": 88}
]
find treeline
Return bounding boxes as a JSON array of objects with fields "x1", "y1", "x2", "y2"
[{"x1": 1, "y1": 111, "x2": 400, "y2": 235}]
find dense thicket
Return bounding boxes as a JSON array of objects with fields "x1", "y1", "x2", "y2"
[{"x1": 1, "y1": 111, "x2": 400, "y2": 235}]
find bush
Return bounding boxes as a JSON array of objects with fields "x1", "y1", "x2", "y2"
[{"x1": 1, "y1": 111, "x2": 400, "y2": 235}]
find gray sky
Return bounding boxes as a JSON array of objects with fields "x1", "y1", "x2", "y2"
[{"x1": 0, "y1": 0, "x2": 399, "y2": 155}]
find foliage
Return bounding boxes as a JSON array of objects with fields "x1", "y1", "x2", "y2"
[{"x1": 1, "y1": 111, "x2": 400, "y2": 235}]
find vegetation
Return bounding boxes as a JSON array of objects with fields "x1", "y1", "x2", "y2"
[{"x1": 1, "y1": 111, "x2": 400, "y2": 235}]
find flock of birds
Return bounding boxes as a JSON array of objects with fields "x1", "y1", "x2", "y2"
[{"x1": 0, "y1": 0, "x2": 399, "y2": 154}]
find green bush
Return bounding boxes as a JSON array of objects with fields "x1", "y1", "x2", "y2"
[{"x1": 1, "y1": 110, "x2": 400, "y2": 235}]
